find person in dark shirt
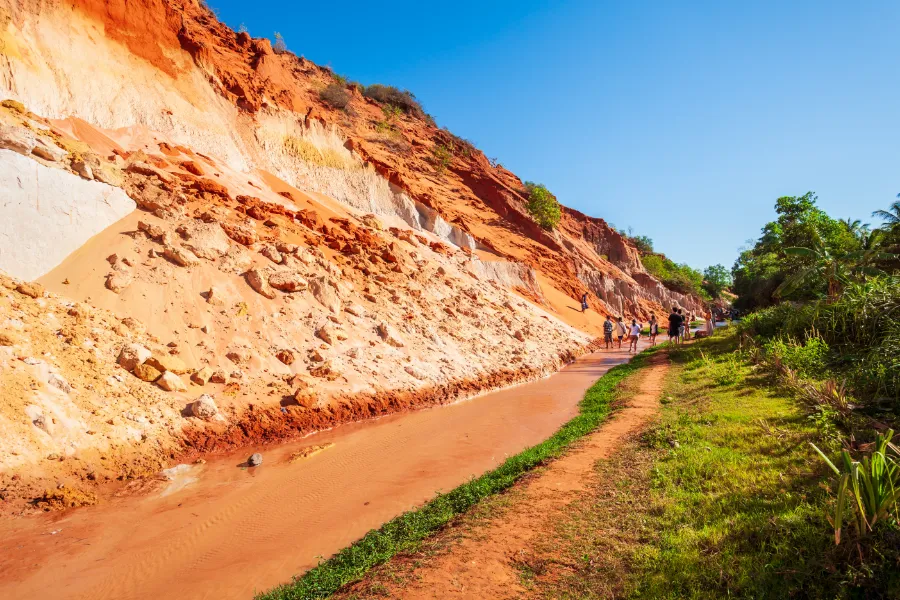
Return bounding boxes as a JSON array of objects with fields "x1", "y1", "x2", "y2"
[
  {"x1": 581, "y1": 292, "x2": 589, "y2": 313},
  {"x1": 668, "y1": 307, "x2": 683, "y2": 344},
  {"x1": 603, "y1": 315, "x2": 614, "y2": 349}
]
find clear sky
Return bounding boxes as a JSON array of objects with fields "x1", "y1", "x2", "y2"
[{"x1": 210, "y1": 0, "x2": 900, "y2": 271}]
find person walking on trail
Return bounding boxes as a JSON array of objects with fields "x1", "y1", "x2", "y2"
[
  {"x1": 668, "y1": 307, "x2": 682, "y2": 345},
  {"x1": 649, "y1": 314, "x2": 659, "y2": 345},
  {"x1": 628, "y1": 319, "x2": 641, "y2": 353},
  {"x1": 678, "y1": 309, "x2": 687, "y2": 342},
  {"x1": 615, "y1": 316, "x2": 627, "y2": 348},
  {"x1": 581, "y1": 292, "x2": 589, "y2": 313},
  {"x1": 603, "y1": 315, "x2": 614, "y2": 349}
]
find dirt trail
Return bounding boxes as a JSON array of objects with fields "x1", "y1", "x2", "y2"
[
  {"x1": 358, "y1": 351, "x2": 668, "y2": 600},
  {"x1": 0, "y1": 345, "x2": 651, "y2": 600}
]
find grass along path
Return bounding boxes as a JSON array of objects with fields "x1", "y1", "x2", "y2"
[
  {"x1": 256, "y1": 347, "x2": 663, "y2": 600},
  {"x1": 534, "y1": 331, "x2": 898, "y2": 599}
]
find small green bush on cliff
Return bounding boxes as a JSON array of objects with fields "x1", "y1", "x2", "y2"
[
  {"x1": 319, "y1": 84, "x2": 350, "y2": 109},
  {"x1": 362, "y1": 85, "x2": 424, "y2": 118},
  {"x1": 524, "y1": 182, "x2": 562, "y2": 230}
]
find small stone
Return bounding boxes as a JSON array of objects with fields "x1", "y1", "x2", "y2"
[
  {"x1": 118, "y1": 344, "x2": 152, "y2": 371},
  {"x1": 227, "y1": 348, "x2": 251, "y2": 364},
  {"x1": 133, "y1": 362, "x2": 162, "y2": 382},
  {"x1": 276, "y1": 349, "x2": 295, "y2": 365},
  {"x1": 376, "y1": 322, "x2": 404, "y2": 348},
  {"x1": 269, "y1": 272, "x2": 308, "y2": 293},
  {"x1": 190, "y1": 394, "x2": 218, "y2": 420},
  {"x1": 191, "y1": 367, "x2": 214, "y2": 386},
  {"x1": 16, "y1": 282, "x2": 44, "y2": 299},
  {"x1": 210, "y1": 370, "x2": 227, "y2": 384},
  {"x1": 163, "y1": 245, "x2": 200, "y2": 267},
  {"x1": 206, "y1": 286, "x2": 226, "y2": 306},
  {"x1": 246, "y1": 269, "x2": 276, "y2": 299},
  {"x1": 260, "y1": 245, "x2": 283, "y2": 264},
  {"x1": 105, "y1": 270, "x2": 133, "y2": 293},
  {"x1": 315, "y1": 325, "x2": 335, "y2": 345},
  {"x1": 137, "y1": 220, "x2": 165, "y2": 240},
  {"x1": 71, "y1": 159, "x2": 94, "y2": 180},
  {"x1": 157, "y1": 371, "x2": 187, "y2": 392},
  {"x1": 360, "y1": 214, "x2": 383, "y2": 230},
  {"x1": 145, "y1": 354, "x2": 189, "y2": 374},
  {"x1": 308, "y1": 276, "x2": 341, "y2": 313},
  {"x1": 404, "y1": 365, "x2": 427, "y2": 380},
  {"x1": 47, "y1": 373, "x2": 73, "y2": 393},
  {"x1": 248, "y1": 453, "x2": 263, "y2": 467}
]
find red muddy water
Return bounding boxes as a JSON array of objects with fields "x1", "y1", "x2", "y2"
[{"x1": 0, "y1": 345, "x2": 646, "y2": 600}]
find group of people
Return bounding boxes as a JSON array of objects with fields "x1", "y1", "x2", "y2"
[
  {"x1": 597, "y1": 308, "x2": 694, "y2": 353},
  {"x1": 582, "y1": 293, "x2": 696, "y2": 351},
  {"x1": 666, "y1": 306, "x2": 693, "y2": 345},
  {"x1": 602, "y1": 314, "x2": 654, "y2": 353}
]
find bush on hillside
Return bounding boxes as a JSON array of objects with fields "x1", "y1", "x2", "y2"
[
  {"x1": 641, "y1": 254, "x2": 709, "y2": 299},
  {"x1": 320, "y1": 83, "x2": 350, "y2": 109},
  {"x1": 362, "y1": 85, "x2": 424, "y2": 118},
  {"x1": 273, "y1": 32, "x2": 287, "y2": 54},
  {"x1": 740, "y1": 277, "x2": 900, "y2": 401},
  {"x1": 524, "y1": 182, "x2": 562, "y2": 230}
]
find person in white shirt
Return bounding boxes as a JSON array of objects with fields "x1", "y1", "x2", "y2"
[{"x1": 628, "y1": 319, "x2": 642, "y2": 353}]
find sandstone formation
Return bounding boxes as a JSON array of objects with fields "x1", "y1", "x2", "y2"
[{"x1": 0, "y1": 0, "x2": 708, "y2": 511}]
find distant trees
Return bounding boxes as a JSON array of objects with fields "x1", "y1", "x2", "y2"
[{"x1": 733, "y1": 193, "x2": 900, "y2": 309}]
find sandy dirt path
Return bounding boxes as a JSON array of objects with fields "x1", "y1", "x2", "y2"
[
  {"x1": 353, "y1": 351, "x2": 668, "y2": 599},
  {"x1": 0, "y1": 344, "x2": 653, "y2": 600}
]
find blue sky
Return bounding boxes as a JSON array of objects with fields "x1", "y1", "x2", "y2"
[{"x1": 211, "y1": 0, "x2": 900, "y2": 271}]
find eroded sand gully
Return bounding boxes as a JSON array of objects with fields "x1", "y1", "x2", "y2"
[{"x1": 0, "y1": 344, "x2": 648, "y2": 600}]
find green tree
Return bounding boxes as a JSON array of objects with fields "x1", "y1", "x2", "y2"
[
  {"x1": 630, "y1": 235, "x2": 654, "y2": 254},
  {"x1": 776, "y1": 232, "x2": 896, "y2": 301},
  {"x1": 524, "y1": 182, "x2": 562, "y2": 230},
  {"x1": 703, "y1": 264, "x2": 732, "y2": 298},
  {"x1": 872, "y1": 197, "x2": 900, "y2": 228}
]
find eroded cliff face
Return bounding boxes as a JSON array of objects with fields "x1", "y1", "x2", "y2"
[
  {"x1": 0, "y1": 0, "x2": 705, "y2": 510},
  {"x1": 0, "y1": 0, "x2": 703, "y2": 318}
]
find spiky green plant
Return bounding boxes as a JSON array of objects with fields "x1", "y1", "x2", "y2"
[{"x1": 811, "y1": 429, "x2": 900, "y2": 544}]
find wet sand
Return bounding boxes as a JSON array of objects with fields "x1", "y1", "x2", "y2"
[{"x1": 0, "y1": 344, "x2": 646, "y2": 600}]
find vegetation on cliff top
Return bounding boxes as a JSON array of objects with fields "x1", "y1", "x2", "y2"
[{"x1": 524, "y1": 182, "x2": 562, "y2": 230}]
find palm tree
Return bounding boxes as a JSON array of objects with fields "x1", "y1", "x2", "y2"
[
  {"x1": 840, "y1": 217, "x2": 870, "y2": 240},
  {"x1": 872, "y1": 196, "x2": 900, "y2": 228},
  {"x1": 776, "y1": 233, "x2": 897, "y2": 301}
]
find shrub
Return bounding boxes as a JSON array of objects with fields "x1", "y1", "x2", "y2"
[
  {"x1": 432, "y1": 143, "x2": 452, "y2": 174},
  {"x1": 319, "y1": 83, "x2": 350, "y2": 109},
  {"x1": 629, "y1": 234, "x2": 654, "y2": 254},
  {"x1": 524, "y1": 182, "x2": 562, "y2": 230},
  {"x1": 762, "y1": 336, "x2": 831, "y2": 379},
  {"x1": 362, "y1": 84, "x2": 424, "y2": 118},
  {"x1": 273, "y1": 32, "x2": 287, "y2": 54},
  {"x1": 740, "y1": 277, "x2": 900, "y2": 401}
]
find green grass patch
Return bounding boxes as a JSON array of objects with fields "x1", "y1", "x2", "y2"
[
  {"x1": 539, "y1": 329, "x2": 900, "y2": 599},
  {"x1": 256, "y1": 347, "x2": 661, "y2": 600}
]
